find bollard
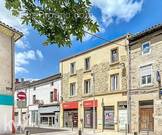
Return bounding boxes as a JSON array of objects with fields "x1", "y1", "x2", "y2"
[
  {"x1": 78, "y1": 129, "x2": 82, "y2": 135},
  {"x1": 25, "y1": 130, "x2": 30, "y2": 135}
]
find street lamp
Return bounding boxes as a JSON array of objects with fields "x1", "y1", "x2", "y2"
[{"x1": 91, "y1": 73, "x2": 96, "y2": 133}]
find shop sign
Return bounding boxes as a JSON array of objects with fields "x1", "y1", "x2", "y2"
[
  {"x1": 83, "y1": 100, "x2": 98, "y2": 108},
  {"x1": 63, "y1": 101, "x2": 78, "y2": 109}
]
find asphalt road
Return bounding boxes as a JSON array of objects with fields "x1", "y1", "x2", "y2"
[{"x1": 16, "y1": 127, "x2": 67, "y2": 134}]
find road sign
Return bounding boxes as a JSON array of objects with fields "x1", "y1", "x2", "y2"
[{"x1": 17, "y1": 91, "x2": 26, "y2": 100}]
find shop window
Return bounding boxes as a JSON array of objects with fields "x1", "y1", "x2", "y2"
[
  {"x1": 85, "y1": 57, "x2": 90, "y2": 71},
  {"x1": 103, "y1": 106, "x2": 115, "y2": 129},
  {"x1": 70, "y1": 82, "x2": 76, "y2": 96},
  {"x1": 111, "y1": 48, "x2": 119, "y2": 63},
  {"x1": 84, "y1": 79, "x2": 91, "y2": 94},
  {"x1": 111, "y1": 74, "x2": 119, "y2": 91},
  {"x1": 84, "y1": 108, "x2": 97, "y2": 128},
  {"x1": 40, "y1": 117, "x2": 48, "y2": 125}
]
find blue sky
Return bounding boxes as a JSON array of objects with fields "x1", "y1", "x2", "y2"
[{"x1": 1, "y1": 0, "x2": 162, "y2": 80}]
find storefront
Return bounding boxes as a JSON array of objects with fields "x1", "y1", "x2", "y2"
[
  {"x1": 39, "y1": 104, "x2": 60, "y2": 128},
  {"x1": 83, "y1": 100, "x2": 97, "y2": 128},
  {"x1": 63, "y1": 101, "x2": 78, "y2": 128},
  {"x1": 118, "y1": 101, "x2": 127, "y2": 131},
  {"x1": 29, "y1": 105, "x2": 39, "y2": 127},
  {"x1": 103, "y1": 106, "x2": 115, "y2": 129}
]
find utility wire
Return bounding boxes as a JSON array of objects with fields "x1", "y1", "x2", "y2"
[{"x1": 84, "y1": 31, "x2": 127, "y2": 47}]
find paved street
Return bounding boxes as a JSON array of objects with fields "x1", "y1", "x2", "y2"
[{"x1": 16, "y1": 127, "x2": 131, "y2": 135}]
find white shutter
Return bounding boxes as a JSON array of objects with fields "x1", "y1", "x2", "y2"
[{"x1": 141, "y1": 65, "x2": 152, "y2": 76}]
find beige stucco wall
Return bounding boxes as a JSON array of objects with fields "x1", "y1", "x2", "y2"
[
  {"x1": 60, "y1": 37, "x2": 129, "y2": 131},
  {"x1": 0, "y1": 32, "x2": 12, "y2": 95}
]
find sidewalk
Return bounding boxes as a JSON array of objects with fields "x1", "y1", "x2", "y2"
[{"x1": 16, "y1": 128, "x2": 132, "y2": 135}]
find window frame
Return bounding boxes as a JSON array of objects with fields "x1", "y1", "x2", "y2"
[
  {"x1": 110, "y1": 74, "x2": 119, "y2": 91},
  {"x1": 69, "y1": 82, "x2": 76, "y2": 97},
  {"x1": 111, "y1": 48, "x2": 119, "y2": 63},
  {"x1": 70, "y1": 62, "x2": 76, "y2": 75},
  {"x1": 84, "y1": 79, "x2": 91, "y2": 94},
  {"x1": 103, "y1": 106, "x2": 115, "y2": 129},
  {"x1": 140, "y1": 64, "x2": 153, "y2": 87},
  {"x1": 84, "y1": 57, "x2": 91, "y2": 71},
  {"x1": 50, "y1": 91, "x2": 54, "y2": 102},
  {"x1": 142, "y1": 41, "x2": 151, "y2": 55}
]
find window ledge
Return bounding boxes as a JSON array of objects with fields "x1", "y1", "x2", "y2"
[
  {"x1": 140, "y1": 84, "x2": 154, "y2": 88},
  {"x1": 70, "y1": 73, "x2": 77, "y2": 77},
  {"x1": 83, "y1": 69, "x2": 91, "y2": 73},
  {"x1": 69, "y1": 95, "x2": 77, "y2": 98},
  {"x1": 110, "y1": 61, "x2": 120, "y2": 66}
]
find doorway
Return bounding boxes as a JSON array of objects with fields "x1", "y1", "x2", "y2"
[{"x1": 139, "y1": 100, "x2": 154, "y2": 132}]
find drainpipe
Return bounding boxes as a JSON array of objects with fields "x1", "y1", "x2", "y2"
[
  {"x1": 127, "y1": 39, "x2": 131, "y2": 133},
  {"x1": 11, "y1": 33, "x2": 15, "y2": 134}
]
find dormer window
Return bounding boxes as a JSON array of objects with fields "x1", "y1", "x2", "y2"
[{"x1": 142, "y1": 42, "x2": 151, "y2": 55}]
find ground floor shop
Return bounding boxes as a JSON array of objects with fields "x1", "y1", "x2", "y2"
[
  {"x1": 39, "y1": 104, "x2": 60, "y2": 128},
  {"x1": 60, "y1": 92, "x2": 127, "y2": 132},
  {"x1": 29, "y1": 105, "x2": 39, "y2": 127}
]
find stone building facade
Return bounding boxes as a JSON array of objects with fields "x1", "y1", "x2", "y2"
[
  {"x1": 129, "y1": 24, "x2": 162, "y2": 135},
  {"x1": 60, "y1": 35, "x2": 129, "y2": 133},
  {"x1": 0, "y1": 21, "x2": 22, "y2": 134}
]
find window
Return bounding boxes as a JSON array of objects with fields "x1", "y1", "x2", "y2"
[
  {"x1": 33, "y1": 87, "x2": 36, "y2": 91},
  {"x1": 111, "y1": 48, "x2": 119, "y2": 63},
  {"x1": 140, "y1": 65, "x2": 152, "y2": 86},
  {"x1": 85, "y1": 57, "x2": 90, "y2": 70},
  {"x1": 51, "y1": 82, "x2": 54, "y2": 86},
  {"x1": 70, "y1": 82, "x2": 76, "y2": 96},
  {"x1": 111, "y1": 74, "x2": 119, "y2": 91},
  {"x1": 50, "y1": 91, "x2": 54, "y2": 102},
  {"x1": 53, "y1": 89, "x2": 58, "y2": 101},
  {"x1": 142, "y1": 42, "x2": 151, "y2": 54},
  {"x1": 103, "y1": 106, "x2": 115, "y2": 129},
  {"x1": 70, "y1": 62, "x2": 76, "y2": 74},
  {"x1": 84, "y1": 108, "x2": 97, "y2": 128},
  {"x1": 84, "y1": 79, "x2": 91, "y2": 94},
  {"x1": 33, "y1": 95, "x2": 36, "y2": 104}
]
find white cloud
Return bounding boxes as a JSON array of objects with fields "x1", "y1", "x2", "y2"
[
  {"x1": 15, "y1": 50, "x2": 44, "y2": 74},
  {"x1": 36, "y1": 50, "x2": 44, "y2": 59},
  {"x1": 83, "y1": 15, "x2": 105, "y2": 41},
  {"x1": 91, "y1": 0, "x2": 143, "y2": 26},
  {"x1": 0, "y1": 0, "x2": 30, "y2": 49}
]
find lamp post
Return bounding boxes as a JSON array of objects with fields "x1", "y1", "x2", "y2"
[{"x1": 91, "y1": 73, "x2": 96, "y2": 133}]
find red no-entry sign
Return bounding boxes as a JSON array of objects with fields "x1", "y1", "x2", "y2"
[{"x1": 17, "y1": 91, "x2": 26, "y2": 101}]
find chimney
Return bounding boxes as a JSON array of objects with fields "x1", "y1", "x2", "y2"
[
  {"x1": 21, "y1": 78, "x2": 24, "y2": 83},
  {"x1": 15, "y1": 78, "x2": 19, "y2": 84}
]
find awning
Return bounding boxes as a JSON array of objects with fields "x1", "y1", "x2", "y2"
[
  {"x1": 63, "y1": 101, "x2": 78, "y2": 110},
  {"x1": 39, "y1": 105, "x2": 59, "y2": 114},
  {"x1": 83, "y1": 100, "x2": 98, "y2": 108}
]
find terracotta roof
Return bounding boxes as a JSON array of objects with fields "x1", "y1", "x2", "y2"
[
  {"x1": 0, "y1": 21, "x2": 23, "y2": 41},
  {"x1": 129, "y1": 23, "x2": 162, "y2": 42}
]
